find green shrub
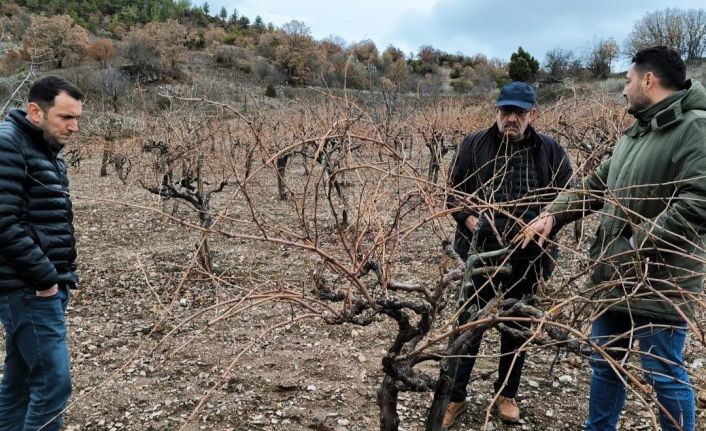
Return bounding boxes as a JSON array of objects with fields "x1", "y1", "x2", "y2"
[{"x1": 265, "y1": 84, "x2": 277, "y2": 98}]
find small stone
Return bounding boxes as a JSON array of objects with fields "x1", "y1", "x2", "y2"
[
  {"x1": 357, "y1": 353, "x2": 366, "y2": 363},
  {"x1": 486, "y1": 422, "x2": 496, "y2": 430},
  {"x1": 692, "y1": 358, "x2": 704, "y2": 369},
  {"x1": 528, "y1": 380, "x2": 539, "y2": 388},
  {"x1": 337, "y1": 419, "x2": 350, "y2": 426},
  {"x1": 306, "y1": 385, "x2": 317, "y2": 392},
  {"x1": 545, "y1": 409, "x2": 554, "y2": 417},
  {"x1": 558, "y1": 375, "x2": 573, "y2": 383}
]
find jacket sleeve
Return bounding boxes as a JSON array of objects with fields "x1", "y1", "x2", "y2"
[
  {"x1": 446, "y1": 134, "x2": 478, "y2": 226},
  {"x1": 0, "y1": 136, "x2": 58, "y2": 289},
  {"x1": 633, "y1": 119, "x2": 706, "y2": 249},
  {"x1": 546, "y1": 154, "x2": 611, "y2": 229}
]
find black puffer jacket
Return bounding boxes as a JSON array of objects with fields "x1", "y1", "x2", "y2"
[
  {"x1": 0, "y1": 109, "x2": 77, "y2": 292},
  {"x1": 448, "y1": 123, "x2": 572, "y2": 261}
]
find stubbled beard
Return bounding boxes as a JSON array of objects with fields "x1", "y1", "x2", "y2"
[{"x1": 626, "y1": 94, "x2": 650, "y2": 115}]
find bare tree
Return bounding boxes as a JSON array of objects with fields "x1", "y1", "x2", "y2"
[
  {"x1": 683, "y1": 9, "x2": 706, "y2": 62},
  {"x1": 625, "y1": 8, "x2": 706, "y2": 62},
  {"x1": 543, "y1": 48, "x2": 576, "y2": 83},
  {"x1": 586, "y1": 38, "x2": 619, "y2": 79}
]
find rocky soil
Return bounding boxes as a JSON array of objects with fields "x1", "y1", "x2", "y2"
[{"x1": 1, "y1": 157, "x2": 704, "y2": 431}]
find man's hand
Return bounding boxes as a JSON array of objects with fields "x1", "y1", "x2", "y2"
[
  {"x1": 464, "y1": 215, "x2": 478, "y2": 231},
  {"x1": 36, "y1": 284, "x2": 58, "y2": 297},
  {"x1": 514, "y1": 213, "x2": 554, "y2": 248}
]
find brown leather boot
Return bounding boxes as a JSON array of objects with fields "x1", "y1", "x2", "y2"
[
  {"x1": 494, "y1": 395, "x2": 520, "y2": 423},
  {"x1": 442, "y1": 400, "x2": 469, "y2": 428}
]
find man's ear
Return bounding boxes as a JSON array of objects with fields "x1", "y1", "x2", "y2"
[
  {"x1": 26, "y1": 102, "x2": 44, "y2": 125},
  {"x1": 643, "y1": 71, "x2": 657, "y2": 91},
  {"x1": 529, "y1": 107, "x2": 538, "y2": 121}
]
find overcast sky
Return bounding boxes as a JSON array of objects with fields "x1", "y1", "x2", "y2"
[{"x1": 208, "y1": 1, "x2": 704, "y2": 69}]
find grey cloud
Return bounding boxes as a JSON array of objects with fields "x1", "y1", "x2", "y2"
[{"x1": 386, "y1": 0, "x2": 703, "y2": 61}]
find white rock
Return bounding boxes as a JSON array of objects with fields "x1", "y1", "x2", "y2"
[
  {"x1": 692, "y1": 358, "x2": 704, "y2": 369},
  {"x1": 306, "y1": 385, "x2": 317, "y2": 392},
  {"x1": 528, "y1": 380, "x2": 539, "y2": 388},
  {"x1": 337, "y1": 419, "x2": 350, "y2": 426},
  {"x1": 545, "y1": 409, "x2": 554, "y2": 417},
  {"x1": 558, "y1": 375, "x2": 573, "y2": 383}
]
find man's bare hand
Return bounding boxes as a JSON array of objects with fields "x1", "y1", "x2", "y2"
[
  {"x1": 464, "y1": 215, "x2": 478, "y2": 231},
  {"x1": 36, "y1": 284, "x2": 58, "y2": 297},
  {"x1": 514, "y1": 213, "x2": 554, "y2": 248}
]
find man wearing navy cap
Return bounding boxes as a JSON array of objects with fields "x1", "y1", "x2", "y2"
[{"x1": 443, "y1": 81, "x2": 572, "y2": 427}]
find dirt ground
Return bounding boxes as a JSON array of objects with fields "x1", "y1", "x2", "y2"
[{"x1": 1, "y1": 156, "x2": 704, "y2": 431}]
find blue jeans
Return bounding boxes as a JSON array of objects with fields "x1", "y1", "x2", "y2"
[
  {"x1": 0, "y1": 285, "x2": 71, "y2": 431},
  {"x1": 586, "y1": 311, "x2": 695, "y2": 431}
]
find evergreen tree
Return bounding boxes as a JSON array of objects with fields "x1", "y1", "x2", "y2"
[
  {"x1": 253, "y1": 15, "x2": 265, "y2": 32},
  {"x1": 236, "y1": 15, "x2": 249, "y2": 29},
  {"x1": 229, "y1": 8, "x2": 238, "y2": 25},
  {"x1": 508, "y1": 47, "x2": 539, "y2": 82}
]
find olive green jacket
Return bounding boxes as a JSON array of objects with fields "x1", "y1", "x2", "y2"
[{"x1": 548, "y1": 80, "x2": 706, "y2": 321}]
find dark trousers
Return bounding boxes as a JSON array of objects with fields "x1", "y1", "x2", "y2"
[
  {"x1": 450, "y1": 257, "x2": 543, "y2": 401},
  {"x1": 0, "y1": 285, "x2": 71, "y2": 431}
]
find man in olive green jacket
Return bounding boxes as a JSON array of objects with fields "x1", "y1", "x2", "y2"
[{"x1": 518, "y1": 46, "x2": 701, "y2": 431}]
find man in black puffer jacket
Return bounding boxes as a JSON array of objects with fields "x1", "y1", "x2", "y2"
[
  {"x1": 442, "y1": 82, "x2": 572, "y2": 428},
  {"x1": 0, "y1": 75, "x2": 82, "y2": 431}
]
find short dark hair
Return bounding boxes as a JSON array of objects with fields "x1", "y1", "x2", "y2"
[
  {"x1": 631, "y1": 46, "x2": 686, "y2": 90},
  {"x1": 28, "y1": 75, "x2": 83, "y2": 110}
]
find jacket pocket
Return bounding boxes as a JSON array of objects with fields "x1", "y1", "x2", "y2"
[{"x1": 590, "y1": 226, "x2": 637, "y2": 285}]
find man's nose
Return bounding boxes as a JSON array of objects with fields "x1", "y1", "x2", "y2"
[{"x1": 67, "y1": 119, "x2": 79, "y2": 132}]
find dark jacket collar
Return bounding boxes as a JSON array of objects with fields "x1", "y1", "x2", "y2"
[
  {"x1": 625, "y1": 89, "x2": 687, "y2": 137},
  {"x1": 7, "y1": 109, "x2": 61, "y2": 155},
  {"x1": 635, "y1": 89, "x2": 686, "y2": 124}
]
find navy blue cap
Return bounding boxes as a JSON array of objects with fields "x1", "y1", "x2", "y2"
[{"x1": 495, "y1": 82, "x2": 536, "y2": 110}]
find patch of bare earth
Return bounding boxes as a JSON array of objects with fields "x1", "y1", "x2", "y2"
[{"x1": 1, "y1": 157, "x2": 703, "y2": 431}]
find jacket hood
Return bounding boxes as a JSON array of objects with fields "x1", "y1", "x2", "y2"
[{"x1": 679, "y1": 79, "x2": 706, "y2": 113}]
